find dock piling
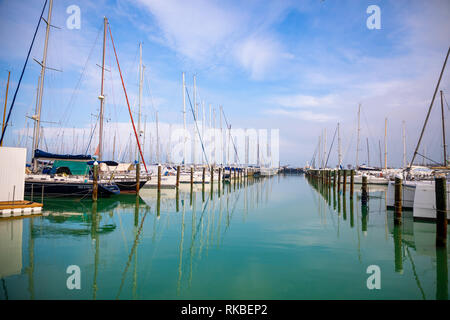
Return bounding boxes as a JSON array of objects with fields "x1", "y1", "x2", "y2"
[
  {"x1": 176, "y1": 165, "x2": 180, "y2": 188},
  {"x1": 361, "y1": 175, "x2": 368, "y2": 206},
  {"x1": 157, "y1": 164, "x2": 162, "y2": 191},
  {"x1": 394, "y1": 176, "x2": 402, "y2": 225},
  {"x1": 92, "y1": 162, "x2": 98, "y2": 201},
  {"x1": 435, "y1": 175, "x2": 447, "y2": 247}
]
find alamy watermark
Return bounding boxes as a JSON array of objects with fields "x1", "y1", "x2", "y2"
[
  {"x1": 66, "y1": 265, "x2": 81, "y2": 290},
  {"x1": 66, "y1": 5, "x2": 81, "y2": 30},
  {"x1": 366, "y1": 265, "x2": 381, "y2": 290},
  {"x1": 366, "y1": 5, "x2": 381, "y2": 30}
]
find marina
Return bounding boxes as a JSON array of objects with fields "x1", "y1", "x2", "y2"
[
  {"x1": 0, "y1": 174, "x2": 448, "y2": 299},
  {"x1": 0, "y1": 0, "x2": 449, "y2": 303}
]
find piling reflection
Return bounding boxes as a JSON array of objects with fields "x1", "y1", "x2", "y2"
[{"x1": 1, "y1": 174, "x2": 448, "y2": 300}]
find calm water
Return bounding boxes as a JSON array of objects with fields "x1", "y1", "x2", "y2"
[{"x1": 0, "y1": 175, "x2": 448, "y2": 300}]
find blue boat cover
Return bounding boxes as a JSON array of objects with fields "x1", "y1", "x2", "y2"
[{"x1": 34, "y1": 149, "x2": 92, "y2": 160}]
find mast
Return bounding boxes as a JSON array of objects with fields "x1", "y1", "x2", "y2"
[
  {"x1": 98, "y1": 16, "x2": 107, "y2": 161},
  {"x1": 193, "y1": 75, "x2": 197, "y2": 165},
  {"x1": 156, "y1": 110, "x2": 160, "y2": 163},
  {"x1": 136, "y1": 42, "x2": 143, "y2": 163},
  {"x1": 356, "y1": 104, "x2": 361, "y2": 169},
  {"x1": 337, "y1": 122, "x2": 342, "y2": 168},
  {"x1": 384, "y1": 118, "x2": 387, "y2": 170},
  {"x1": 402, "y1": 120, "x2": 406, "y2": 168},
  {"x1": 32, "y1": 0, "x2": 53, "y2": 170},
  {"x1": 213, "y1": 107, "x2": 216, "y2": 166},
  {"x1": 1, "y1": 71, "x2": 10, "y2": 147},
  {"x1": 112, "y1": 133, "x2": 116, "y2": 161},
  {"x1": 440, "y1": 90, "x2": 447, "y2": 166},
  {"x1": 202, "y1": 101, "x2": 205, "y2": 164},
  {"x1": 182, "y1": 72, "x2": 186, "y2": 166},
  {"x1": 323, "y1": 128, "x2": 327, "y2": 168},
  {"x1": 378, "y1": 140, "x2": 382, "y2": 168},
  {"x1": 366, "y1": 137, "x2": 370, "y2": 167}
]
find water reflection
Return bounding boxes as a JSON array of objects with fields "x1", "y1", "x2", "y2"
[
  {"x1": 0, "y1": 175, "x2": 448, "y2": 299},
  {"x1": 306, "y1": 173, "x2": 449, "y2": 300}
]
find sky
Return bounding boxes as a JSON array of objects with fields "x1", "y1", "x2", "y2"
[{"x1": 0, "y1": 0, "x2": 449, "y2": 167}]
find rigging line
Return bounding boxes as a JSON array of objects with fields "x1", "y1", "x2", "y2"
[
  {"x1": 416, "y1": 152, "x2": 441, "y2": 165},
  {"x1": 85, "y1": 114, "x2": 99, "y2": 155},
  {"x1": 220, "y1": 107, "x2": 241, "y2": 165},
  {"x1": 325, "y1": 124, "x2": 338, "y2": 168},
  {"x1": 185, "y1": 87, "x2": 210, "y2": 167},
  {"x1": 56, "y1": 21, "x2": 103, "y2": 138},
  {"x1": 0, "y1": 0, "x2": 48, "y2": 145},
  {"x1": 108, "y1": 23, "x2": 148, "y2": 173}
]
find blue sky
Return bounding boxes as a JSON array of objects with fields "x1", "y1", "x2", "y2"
[{"x1": 0, "y1": 0, "x2": 449, "y2": 167}]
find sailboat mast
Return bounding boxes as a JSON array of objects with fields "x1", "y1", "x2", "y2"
[
  {"x1": 1, "y1": 71, "x2": 10, "y2": 147},
  {"x1": 182, "y1": 72, "x2": 186, "y2": 166},
  {"x1": 98, "y1": 16, "x2": 107, "y2": 161},
  {"x1": 402, "y1": 120, "x2": 406, "y2": 168},
  {"x1": 366, "y1": 137, "x2": 370, "y2": 167},
  {"x1": 137, "y1": 42, "x2": 143, "y2": 163},
  {"x1": 32, "y1": 0, "x2": 53, "y2": 170},
  {"x1": 384, "y1": 118, "x2": 387, "y2": 170},
  {"x1": 337, "y1": 122, "x2": 342, "y2": 168},
  {"x1": 356, "y1": 104, "x2": 361, "y2": 169},
  {"x1": 440, "y1": 90, "x2": 447, "y2": 166},
  {"x1": 156, "y1": 110, "x2": 160, "y2": 163},
  {"x1": 323, "y1": 128, "x2": 327, "y2": 168},
  {"x1": 193, "y1": 75, "x2": 197, "y2": 165}
]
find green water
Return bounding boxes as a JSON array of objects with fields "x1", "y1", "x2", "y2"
[{"x1": 0, "y1": 175, "x2": 448, "y2": 300}]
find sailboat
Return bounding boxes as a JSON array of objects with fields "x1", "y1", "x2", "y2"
[{"x1": 22, "y1": 3, "x2": 120, "y2": 198}]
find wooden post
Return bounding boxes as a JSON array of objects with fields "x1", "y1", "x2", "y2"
[
  {"x1": 394, "y1": 176, "x2": 402, "y2": 225},
  {"x1": 210, "y1": 166, "x2": 214, "y2": 185},
  {"x1": 92, "y1": 162, "x2": 98, "y2": 201},
  {"x1": 435, "y1": 175, "x2": 447, "y2": 247},
  {"x1": 218, "y1": 167, "x2": 222, "y2": 184},
  {"x1": 333, "y1": 170, "x2": 336, "y2": 190},
  {"x1": 31, "y1": 184, "x2": 34, "y2": 201},
  {"x1": 202, "y1": 166, "x2": 206, "y2": 186},
  {"x1": 337, "y1": 170, "x2": 341, "y2": 193},
  {"x1": 176, "y1": 165, "x2": 180, "y2": 188},
  {"x1": 350, "y1": 170, "x2": 354, "y2": 199},
  {"x1": 190, "y1": 166, "x2": 194, "y2": 187},
  {"x1": 136, "y1": 162, "x2": 140, "y2": 193},
  {"x1": 157, "y1": 164, "x2": 161, "y2": 191},
  {"x1": 41, "y1": 185, "x2": 44, "y2": 204},
  {"x1": 343, "y1": 170, "x2": 347, "y2": 194},
  {"x1": 361, "y1": 175, "x2": 368, "y2": 206}
]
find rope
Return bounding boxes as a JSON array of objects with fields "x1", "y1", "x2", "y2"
[
  {"x1": 0, "y1": 0, "x2": 48, "y2": 145},
  {"x1": 108, "y1": 23, "x2": 148, "y2": 173},
  {"x1": 185, "y1": 87, "x2": 210, "y2": 167}
]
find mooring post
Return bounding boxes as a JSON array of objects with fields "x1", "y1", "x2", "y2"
[
  {"x1": 92, "y1": 161, "x2": 98, "y2": 201},
  {"x1": 218, "y1": 167, "x2": 222, "y2": 184},
  {"x1": 41, "y1": 185, "x2": 44, "y2": 204},
  {"x1": 176, "y1": 165, "x2": 180, "y2": 188},
  {"x1": 435, "y1": 175, "x2": 447, "y2": 247},
  {"x1": 202, "y1": 166, "x2": 206, "y2": 186},
  {"x1": 157, "y1": 164, "x2": 162, "y2": 191},
  {"x1": 350, "y1": 170, "x2": 354, "y2": 199},
  {"x1": 394, "y1": 175, "x2": 402, "y2": 225},
  {"x1": 210, "y1": 165, "x2": 214, "y2": 185},
  {"x1": 31, "y1": 184, "x2": 34, "y2": 202},
  {"x1": 190, "y1": 166, "x2": 194, "y2": 187},
  {"x1": 136, "y1": 162, "x2": 140, "y2": 193},
  {"x1": 361, "y1": 175, "x2": 368, "y2": 206},
  {"x1": 337, "y1": 170, "x2": 341, "y2": 193},
  {"x1": 343, "y1": 170, "x2": 347, "y2": 194},
  {"x1": 333, "y1": 170, "x2": 336, "y2": 190}
]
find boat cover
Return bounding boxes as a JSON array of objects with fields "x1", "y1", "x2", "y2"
[{"x1": 34, "y1": 149, "x2": 92, "y2": 160}]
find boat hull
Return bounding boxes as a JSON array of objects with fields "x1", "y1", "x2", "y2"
[{"x1": 24, "y1": 181, "x2": 120, "y2": 198}]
